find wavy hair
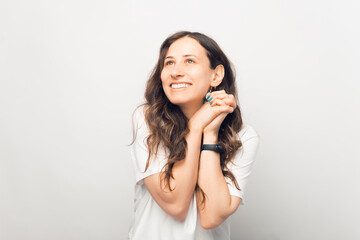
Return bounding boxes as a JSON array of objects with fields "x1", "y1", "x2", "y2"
[{"x1": 133, "y1": 31, "x2": 243, "y2": 206}]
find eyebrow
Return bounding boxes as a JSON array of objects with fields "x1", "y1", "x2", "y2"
[{"x1": 165, "y1": 54, "x2": 199, "y2": 60}]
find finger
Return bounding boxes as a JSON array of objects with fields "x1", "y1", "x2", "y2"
[
  {"x1": 211, "y1": 90, "x2": 226, "y2": 95},
  {"x1": 225, "y1": 94, "x2": 236, "y2": 109},
  {"x1": 209, "y1": 98, "x2": 226, "y2": 107},
  {"x1": 208, "y1": 90, "x2": 226, "y2": 99},
  {"x1": 210, "y1": 94, "x2": 228, "y2": 100},
  {"x1": 205, "y1": 90, "x2": 225, "y2": 101},
  {"x1": 209, "y1": 100, "x2": 234, "y2": 113},
  {"x1": 210, "y1": 94, "x2": 236, "y2": 109},
  {"x1": 217, "y1": 105, "x2": 234, "y2": 114}
]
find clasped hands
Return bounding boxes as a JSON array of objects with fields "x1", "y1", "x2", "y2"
[{"x1": 189, "y1": 90, "x2": 236, "y2": 138}]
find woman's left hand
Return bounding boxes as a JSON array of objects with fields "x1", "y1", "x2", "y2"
[{"x1": 203, "y1": 90, "x2": 236, "y2": 136}]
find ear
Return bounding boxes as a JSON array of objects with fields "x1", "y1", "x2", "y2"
[{"x1": 210, "y1": 64, "x2": 225, "y2": 87}]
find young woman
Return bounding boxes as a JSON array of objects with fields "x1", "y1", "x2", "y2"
[{"x1": 129, "y1": 31, "x2": 260, "y2": 239}]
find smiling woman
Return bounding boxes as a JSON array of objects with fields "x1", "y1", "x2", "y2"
[{"x1": 129, "y1": 31, "x2": 260, "y2": 240}]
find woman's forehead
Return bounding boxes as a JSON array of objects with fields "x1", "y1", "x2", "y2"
[{"x1": 166, "y1": 37, "x2": 206, "y2": 59}]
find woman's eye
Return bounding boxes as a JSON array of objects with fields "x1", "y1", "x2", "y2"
[{"x1": 165, "y1": 59, "x2": 194, "y2": 66}]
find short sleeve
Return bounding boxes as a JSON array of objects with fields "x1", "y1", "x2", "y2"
[
  {"x1": 225, "y1": 124, "x2": 260, "y2": 205},
  {"x1": 130, "y1": 107, "x2": 168, "y2": 186}
]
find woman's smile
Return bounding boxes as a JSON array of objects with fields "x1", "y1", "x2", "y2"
[{"x1": 170, "y1": 82, "x2": 191, "y2": 90}]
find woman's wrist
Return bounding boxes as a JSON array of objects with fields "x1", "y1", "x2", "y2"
[{"x1": 202, "y1": 131, "x2": 218, "y2": 144}]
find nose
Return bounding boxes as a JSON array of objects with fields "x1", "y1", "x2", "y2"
[{"x1": 170, "y1": 62, "x2": 185, "y2": 78}]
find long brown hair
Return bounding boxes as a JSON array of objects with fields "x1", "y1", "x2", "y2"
[{"x1": 133, "y1": 31, "x2": 243, "y2": 206}]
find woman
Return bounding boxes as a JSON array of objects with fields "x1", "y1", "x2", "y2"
[{"x1": 129, "y1": 31, "x2": 260, "y2": 239}]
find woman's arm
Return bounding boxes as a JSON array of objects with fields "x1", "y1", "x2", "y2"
[
  {"x1": 143, "y1": 126, "x2": 202, "y2": 220},
  {"x1": 196, "y1": 131, "x2": 242, "y2": 229}
]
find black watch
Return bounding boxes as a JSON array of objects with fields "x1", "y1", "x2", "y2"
[{"x1": 201, "y1": 144, "x2": 224, "y2": 153}]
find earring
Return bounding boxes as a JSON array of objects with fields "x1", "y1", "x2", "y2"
[
  {"x1": 205, "y1": 92, "x2": 211, "y2": 101},
  {"x1": 205, "y1": 87, "x2": 214, "y2": 102}
]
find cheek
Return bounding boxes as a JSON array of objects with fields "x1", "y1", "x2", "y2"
[
  {"x1": 193, "y1": 68, "x2": 211, "y2": 81},
  {"x1": 160, "y1": 70, "x2": 168, "y2": 83},
  {"x1": 160, "y1": 74, "x2": 165, "y2": 87},
  {"x1": 196, "y1": 72, "x2": 212, "y2": 87},
  {"x1": 160, "y1": 72, "x2": 170, "y2": 93}
]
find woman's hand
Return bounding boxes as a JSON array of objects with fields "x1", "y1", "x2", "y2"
[
  {"x1": 203, "y1": 91, "x2": 236, "y2": 136},
  {"x1": 188, "y1": 90, "x2": 234, "y2": 132}
]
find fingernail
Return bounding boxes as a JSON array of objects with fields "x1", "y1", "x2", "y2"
[
  {"x1": 203, "y1": 99, "x2": 206, "y2": 104},
  {"x1": 210, "y1": 102, "x2": 213, "y2": 105},
  {"x1": 208, "y1": 97, "x2": 213, "y2": 102}
]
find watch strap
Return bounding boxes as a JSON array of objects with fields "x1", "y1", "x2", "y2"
[{"x1": 201, "y1": 144, "x2": 224, "y2": 153}]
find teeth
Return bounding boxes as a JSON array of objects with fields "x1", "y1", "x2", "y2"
[{"x1": 171, "y1": 83, "x2": 189, "y2": 89}]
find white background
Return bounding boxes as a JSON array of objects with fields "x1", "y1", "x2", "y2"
[{"x1": 1, "y1": 0, "x2": 359, "y2": 239}]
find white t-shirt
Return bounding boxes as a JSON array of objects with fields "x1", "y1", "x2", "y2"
[{"x1": 128, "y1": 107, "x2": 260, "y2": 240}]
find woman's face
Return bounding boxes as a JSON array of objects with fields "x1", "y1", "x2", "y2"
[{"x1": 160, "y1": 37, "x2": 215, "y2": 108}]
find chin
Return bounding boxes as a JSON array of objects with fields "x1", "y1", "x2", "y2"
[
  {"x1": 168, "y1": 98, "x2": 187, "y2": 106},
  {"x1": 168, "y1": 97, "x2": 201, "y2": 108}
]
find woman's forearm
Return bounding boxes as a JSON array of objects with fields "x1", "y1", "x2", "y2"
[
  {"x1": 197, "y1": 132, "x2": 233, "y2": 228},
  {"x1": 149, "y1": 125, "x2": 202, "y2": 219},
  {"x1": 170, "y1": 126, "x2": 202, "y2": 200}
]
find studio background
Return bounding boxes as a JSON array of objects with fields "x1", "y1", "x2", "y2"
[{"x1": 1, "y1": 0, "x2": 359, "y2": 239}]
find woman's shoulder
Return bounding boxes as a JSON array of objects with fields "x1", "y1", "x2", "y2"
[
  {"x1": 238, "y1": 123, "x2": 260, "y2": 142},
  {"x1": 132, "y1": 105, "x2": 150, "y2": 138},
  {"x1": 133, "y1": 104, "x2": 146, "y2": 119},
  {"x1": 228, "y1": 123, "x2": 260, "y2": 167},
  {"x1": 132, "y1": 105, "x2": 148, "y2": 126}
]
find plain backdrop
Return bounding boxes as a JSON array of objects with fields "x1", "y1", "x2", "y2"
[{"x1": 1, "y1": 0, "x2": 359, "y2": 239}]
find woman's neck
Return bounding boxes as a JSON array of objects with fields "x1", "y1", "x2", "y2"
[{"x1": 179, "y1": 101, "x2": 203, "y2": 120}]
